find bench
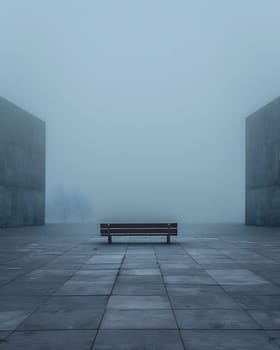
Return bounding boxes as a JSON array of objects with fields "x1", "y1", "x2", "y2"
[{"x1": 100, "y1": 223, "x2": 177, "y2": 244}]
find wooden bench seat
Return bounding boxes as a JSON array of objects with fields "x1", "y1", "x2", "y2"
[{"x1": 100, "y1": 223, "x2": 178, "y2": 244}]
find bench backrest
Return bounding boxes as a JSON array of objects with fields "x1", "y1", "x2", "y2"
[{"x1": 100, "y1": 223, "x2": 177, "y2": 236}]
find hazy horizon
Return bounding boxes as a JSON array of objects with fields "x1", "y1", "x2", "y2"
[{"x1": 1, "y1": 0, "x2": 280, "y2": 223}]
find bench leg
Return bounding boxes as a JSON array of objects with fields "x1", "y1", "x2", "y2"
[
  {"x1": 167, "y1": 235, "x2": 170, "y2": 244},
  {"x1": 108, "y1": 235, "x2": 112, "y2": 244}
]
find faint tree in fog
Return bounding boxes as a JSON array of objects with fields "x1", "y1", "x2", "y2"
[
  {"x1": 47, "y1": 188, "x2": 92, "y2": 222},
  {"x1": 70, "y1": 191, "x2": 92, "y2": 221},
  {"x1": 51, "y1": 189, "x2": 72, "y2": 222}
]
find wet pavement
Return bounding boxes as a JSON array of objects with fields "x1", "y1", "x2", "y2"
[{"x1": 0, "y1": 223, "x2": 280, "y2": 349}]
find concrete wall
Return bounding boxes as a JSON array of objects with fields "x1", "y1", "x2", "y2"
[
  {"x1": 246, "y1": 97, "x2": 280, "y2": 226},
  {"x1": 0, "y1": 97, "x2": 45, "y2": 227}
]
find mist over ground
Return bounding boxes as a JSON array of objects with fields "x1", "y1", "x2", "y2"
[{"x1": 1, "y1": 0, "x2": 280, "y2": 223}]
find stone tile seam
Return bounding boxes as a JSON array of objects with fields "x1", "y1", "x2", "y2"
[{"x1": 90, "y1": 244, "x2": 128, "y2": 350}]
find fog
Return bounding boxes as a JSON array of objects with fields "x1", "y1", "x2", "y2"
[{"x1": 1, "y1": 0, "x2": 280, "y2": 223}]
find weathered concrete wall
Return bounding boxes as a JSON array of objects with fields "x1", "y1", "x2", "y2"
[
  {"x1": 246, "y1": 97, "x2": 280, "y2": 226},
  {"x1": 0, "y1": 97, "x2": 45, "y2": 227}
]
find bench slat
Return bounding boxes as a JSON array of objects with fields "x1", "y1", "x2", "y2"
[
  {"x1": 101, "y1": 228, "x2": 177, "y2": 234},
  {"x1": 100, "y1": 223, "x2": 177, "y2": 228},
  {"x1": 101, "y1": 232, "x2": 177, "y2": 236}
]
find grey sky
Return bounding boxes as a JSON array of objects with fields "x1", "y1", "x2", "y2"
[{"x1": 1, "y1": 0, "x2": 280, "y2": 222}]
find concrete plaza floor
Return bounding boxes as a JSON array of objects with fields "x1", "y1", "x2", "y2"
[{"x1": 0, "y1": 223, "x2": 280, "y2": 349}]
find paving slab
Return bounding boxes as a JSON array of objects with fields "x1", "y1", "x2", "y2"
[
  {"x1": 164, "y1": 274, "x2": 217, "y2": 285},
  {"x1": 101, "y1": 309, "x2": 177, "y2": 329},
  {"x1": 0, "y1": 281, "x2": 63, "y2": 296},
  {"x1": 0, "y1": 311, "x2": 32, "y2": 331},
  {"x1": 206, "y1": 269, "x2": 269, "y2": 285},
  {"x1": 70, "y1": 273, "x2": 117, "y2": 283},
  {"x1": 117, "y1": 275, "x2": 164, "y2": 284},
  {"x1": 120, "y1": 268, "x2": 161, "y2": 276},
  {"x1": 248, "y1": 310, "x2": 280, "y2": 329},
  {"x1": 0, "y1": 331, "x2": 11, "y2": 344},
  {"x1": 55, "y1": 281, "x2": 114, "y2": 295},
  {"x1": 166, "y1": 285, "x2": 226, "y2": 296},
  {"x1": 0, "y1": 330, "x2": 96, "y2": 349},
  {"x1": 267, "y1": 331, "x2": 280, "y2": 347},
  {"x1": 0, "y1": 296, "x2": 47, "y2": 312},
  {"x1": 113, "y1": 282, "x2": 167, "y2": 295},
  {"x1": 221, "y1": 283, "x2": 280, "y2": 294},
  {"x1": 175, "y1": 309, "x2": 260, "y2": 329},
  {"x1": 107, "y1": 296, "x2": 171, "y2": 309},
  {"x1": 18, "y1": 296, "x2": 105, "y2": 330},
  {"x1": 24, "y1": 269, "x2": 77, "y2": 279},
  {"x1": 122, "y1": 263, "x2": 159, "y2": 269},
  {"x1": 170, "y1": 293, "x2": 240, "y2": 309},
  {"x1": 82, "y1": 263, "x2": 120, "y2": 270},
  {"x1": 236, "y1": 295, "x2": 280, "y2": 309},
  {"x1": 92, "y1": 330, "x2": 184, "y2": 349},
  {"x1": 180, "y1": 330, "x2": 279, "y2": 349}
]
